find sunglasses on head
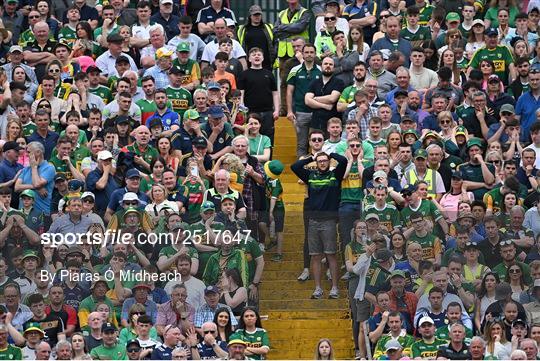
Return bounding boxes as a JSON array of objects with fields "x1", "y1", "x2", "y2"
[{"x1": 499, "y1": 240, "x2": 513, "y2": 246}]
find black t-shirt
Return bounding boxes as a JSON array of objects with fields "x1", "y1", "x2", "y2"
[
  {"x1": 306, "y1": 76, "x2": 345, "y2": 130},
  {"x1": 24, "y1": 314, "x2": 64, "y2": 347},
  {"x1": 243, "y1": 25, "x2": 272, "y2": 69},
  {"x1": 437, "y1": 342, "x2": 471, "y2": 360},
  {"x1": 237, "y1": 68, "x2": 277, "y2": 112},
  {"x1": 85, "y1": 334, "x2": 103, "y2": 352}
]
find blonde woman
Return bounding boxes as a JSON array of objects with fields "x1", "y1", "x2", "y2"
[
  {"x1": 6, "y1": 118, "x2": 23, "y2": 142},
  {"x1": 437, "y1": 111, "x2": 457, "y2": 143},
  {"x1": 145, "y1": 183, "x2": 179, "y2": 220}
]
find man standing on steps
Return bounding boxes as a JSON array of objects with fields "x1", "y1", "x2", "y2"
[
  {"x1": 286, "y1": 43, "x2": 321, "y2": 158},
  {"x1": 296, "y1": 130, "x2": 325, "y2": 282},
  {"x1": 291, "y1": 150, "x2": 347, "y2": 299}
]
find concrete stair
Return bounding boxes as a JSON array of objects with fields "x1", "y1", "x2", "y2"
[{"x1": 261, "y1": 118, "x2": 354, "y2": 360}]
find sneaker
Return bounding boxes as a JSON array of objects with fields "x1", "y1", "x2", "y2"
[
  {"x1": 271, "y1": 254, "x2": 283, "y2": 262},
  {"x1": 329, "y1": 288, "x2": 339, "y2": 299},
  {"x1": 311, "y1": 287, "x2": 323, "y2": 299},
  {"x1": 297, "y1": 268, "x2": 310, "y2": 281},
  {"x1": 340, "y1": 272, "x2": 350, "y2": 281},
  {"x1": 355, "y1": 350, "x2": 361, "y2": 360},
  {"x1": 326, "y1": 268, "x2": 332, "y2": 280}
]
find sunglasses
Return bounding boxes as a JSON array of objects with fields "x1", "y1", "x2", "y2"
[
  {"x1": 499, "y1": 240, "x2": 513, "y2": 246},
  {"x1": 38, "y1": 104, "x2": 52, "y2": 109},
  {"x1": 440, "y1": 120, "x2": 451, "y2": 124},
  {"x1": 29, "y1": 15, "x2": 40, "y2": 19},
  {"x1": 509, "y1": 268, "x2": 521, "y2": 273},
  {"x1": 83, "y1": 198, "x2": 94, "y2": 203},
  {"x1": 124, "y1": 201, "x2": 139, "y2": 206},
  {"x1": 349, "y1": 144, "x2": 361, "y2": 148},
  {"x1": 489, "y1": 160, "x2": 501, "y2": 165},
  {"x1": 380, "y1": 14, "x2": 390, "y2": 18},
  {"x1": 530, "y1": 68, "x2": 540, "y2": 74},
  {"x1": 310, "y1": 138, "x2": 323, "y2": 142},
  {"x1": 48, "y1": 68, "x2": 60, "y2": 73},
  {"x1": 203, "y1": 330, "x2": 216, "y2": 334},
  {"x1": 324, "y1": 16, "x2": 336, "y2": 21},
  {"x1": 127, "y1": 348, "x2": 141, "y2": 352}
]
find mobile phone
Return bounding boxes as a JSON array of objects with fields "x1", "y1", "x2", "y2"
[{"x1": 190, "y1": 166, "x2": 199, "y2": 177}]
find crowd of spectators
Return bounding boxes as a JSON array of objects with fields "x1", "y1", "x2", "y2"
[{"x1": 3, "y1": 0, "x2": 540, "y2": 359}]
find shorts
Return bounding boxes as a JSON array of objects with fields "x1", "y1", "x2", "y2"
[
  {"x1": 307, "y1": 219, "x2": 337, "y2": 255},
  {"x1": 261, "y1": 209, "x2": 285, "y2": 232},
  {"x1": 348, "y1": 277, "x2": 371, "y2": 321}
]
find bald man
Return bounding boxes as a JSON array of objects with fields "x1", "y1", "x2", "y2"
[
  {"x1": 120, "y1": 125, "x2": 159, "y2": 174},
  {"x1": 23, "y1": 21, "x2": 57, "y2": 80},
  {"x1": 35, "y1": 341, "x2": 52, "y2": 360}
]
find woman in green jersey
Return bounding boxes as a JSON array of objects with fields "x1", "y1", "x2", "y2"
[{"x1": 231, "y1": 307, "x2": 270, "y2": 360}]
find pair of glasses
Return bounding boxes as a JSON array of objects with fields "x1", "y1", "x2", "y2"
[
  {"x1": 38, "y1": 104, "x2": 51, "y2": 109},
  {"x1": 29, "y1": 15, "x2": 40, "y2": 19},
  {"x1": 465, "y1": 241, "x2": 478, "y2": 247},
  {"x1": 509, "y1": 268, "x2": 521, "y2": 273},
  {"x1": 324, "y1": 16, "x2": 336, "y2": 21},
  {"x1": 489, "y1": 160, "x2": 501, "y2": 165},
  {"x1": 349, "y1": 144, "x2": 361, "y2": 148},
  {"x1": 124, "y1": 201, "x2": 139, "y2": 206},
  {"x1": 499, "y1": 240, "x2": 513, "y2": 246},
  {"x1": 203, "y1": 330, "x2": 216, "y2": 334},
  {"x1": 127, "y1": 348, "x2": 141, "y2": 352},
  {"x1": 49, "y1": 68, "x2": 60, "y2": 73},
  {"x1": 380, "y1": 14, "x2": 390, "y2": 19},
  {"x1": 311, "y1": 138, "x2": 323, "y2": 142},
  {"x1": 440, "y1": 120, "x2": 451, "y2": 125}
]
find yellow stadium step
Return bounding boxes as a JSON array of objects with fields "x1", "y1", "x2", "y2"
[{"x1": 263, "y1": 118, "x2": 354, "y2": 360}]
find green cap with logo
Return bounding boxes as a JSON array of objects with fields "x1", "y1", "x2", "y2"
[
  {"x1": 20, "y1": 189, "x2": 35, "y2": 199},
  {"x1": 446, "y1": 12, "x2": 460, "y2": 23},
  {"x1": 183, "y1": 109, "x2": 200, "y2": 121},
  {"x1": 466, "y1": 137, "x2": 484, "y2": 150},
  {"x1": 176, "y1": 42, "x2": 191, "y2": 52},
  {"x1": 200, "y1": 201, "x2": 216, "y2": 213},
  {"x1": 22, "y1": 250, "x2": 40, "y2": 261},
  {"x1": 414, "y1": 148, "x2": 427, "y2": 159}
]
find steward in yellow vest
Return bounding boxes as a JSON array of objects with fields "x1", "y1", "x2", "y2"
[{"x1": 273, "y1": 0, "x2": 311, "y2": 59}]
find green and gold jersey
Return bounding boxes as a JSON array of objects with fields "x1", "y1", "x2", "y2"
[
  {"x1": 338, "y1": 84, "x2": 361, "y2": 107},
  {"x1": 230, "y1": 328, "x2": 270, "y2": 360},
  {"x1": 89, "y1": 85, "x2": 114, "y2": 104},
  {"x1": 468, "y1": 45, "x2": 514, "y2": 84},
  {"x1": 0, "y1": 344, "x2": 23, "y2": 360},
  {"x1": 203, "y1": 249, "x2": 249, "y2": 287},
  {"x1": 49, "y1": 155, "x2": 73, "y2": 180},
  {"x1": 364, "y1": 203, "x2": 401, "y2": 232},
  {"x1": 57, "y1": 25, "x2": 77, "y2": 45},
  {"x1": 373, "y1": 333, "x2": 416, "y2": 359},
  {"x1": 123, "y1": 144, "x2": 159, "y2": 170},
  {"x1": 411, "y1": 338, "x2": 447, "y2": 359},
  {"x1": 416, "y1": 4, "x2": 434, "y2": 26},
  {"x1": 344, "y1": 241, "x2": 365, "y2": 279},
  {"x1": 165, "y1": 86, "x2": 193, "y2": 117},
  {"x1": 172, "y1": 58, "x2": 201, "y2": 86},
  {"x1": 409, "y1": 232, "x2": 442, "y2": 261},
  {"x1": 18, "y1": 29, "x2": 35, "y2": 47},
  {"x1": 265, "y1": 178, "x2": 284, "y2": 210},
  {"x1": 483, "y1": 187, "x2": 504, "y2": 214},
  {"x1": 400, "y1": 26, "x2": 432, "y2": 47},
  {"x1": 341, "y1": 161, "x2": 363, "y2": 203},
  {"x1": 435, "y1": 324, "x2": 473, "y2": 342}
]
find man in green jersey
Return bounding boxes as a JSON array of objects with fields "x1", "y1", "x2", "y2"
[
  {"x1": 136, "y1": 75, "x2": 158, "y2": 126},
  {"x1": 401, "y1": 6, "x2": 432, "y2": 48},
  {"x1": 89, "y1": 323, "x2": 127, "y2": 360},
  {"x1": 406, "y1": 212, "x2": 442, "y2": 265},
  {"x1": 120, "y1": 126, "x2": 159, "y2": 174},
  {"x1": 0, "y1": 324, "x2": 22, "y2": 360},
  {"x1": 57, "y1": 6, "x2": 79, "y2": 45},
  {"x1": 364, "y1": 185, "x2": 401, "y2": 233},
  {"x1": 411, "y1": 316, "x2": 447, "y2": 358},
  {"x1": 468, "y1": 27, "x2": 516, "y2": 85},
  {"x1": 172, "y1": 42, "x2": 201, "y2": 91},
  {"x1": 400, "y1": 184, "x2": 448, "y2": 237},
  {"x1": 373, "y1": 312, "x2": 415, "y2": 359},
  {"x1": 337, "y1": 63, "x2": 366, "y2": 113},
  {"x1": 87, "y1": 66, "x2": 113, "y2": 104},
  {"x1": 48, "y1": 137, "x2": 84, "y2": 181},
  {"x1": 166, "y1": 67, "x2": 193, "y2": 117},
  {"x1": 203, "y1": 230, "x2": 249, "y2": 288}
]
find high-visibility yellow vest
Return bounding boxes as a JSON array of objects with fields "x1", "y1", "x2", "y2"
[
  {"x1": 406, "y1": 168, "x2": 437, "y2": 199},
  {"x1": 277, "y1": 7, "x2": 310, "y2": 58}
]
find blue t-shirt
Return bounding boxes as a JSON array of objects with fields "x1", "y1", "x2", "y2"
[
  {"x1": 196, "y1": 341, "x2": 228, "y2": 359},
  {"x1": 18, "y1": 162, "x2": 55, "y2": 215}
]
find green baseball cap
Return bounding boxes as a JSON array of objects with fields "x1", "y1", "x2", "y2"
[
  {"x1": 446, "y1": 12, "x2": 460, "y2": 23},
  {"x1": 201, "y1": 201, "x2": 216, "y2": 213},
  {"x1": 20, "y1": 189, "x2": 35, "y2": 199},
  {"x1": 22, "y1": 250, "x2": 39, "y2": 261},
  {"x1": 176, "y1": 42, "x2": 190, "y2": 52},
  {"x1": 402, "y1": 129, "x2": 419, "y2": 139},
  {"x1": 466, "y1": 137, "x2": 484, "y2": 150},
  {"x1": 414, "y1": 148, "x2": 428, "y2": 159},
  {"x1": 183, "y1": 109, "x2": 200, "y2": 121}
]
